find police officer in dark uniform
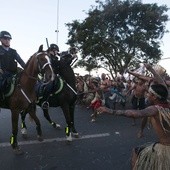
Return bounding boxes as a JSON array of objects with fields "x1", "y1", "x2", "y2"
[
  {"x1": 40, "y1": 43, "x2": 60, "y2": 109},
  {"x1": 48, "y1": 43, "x2": 60, "y2": 74},
  {"x1": 0, "y1": 31, "x2": 26, "y2": 100},
  {"x1": 60, "y1": 47, "x2": 78, "y2": 66}
]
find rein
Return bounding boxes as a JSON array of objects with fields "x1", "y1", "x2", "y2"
[
  {"x1": 65, "y1": 81, "x2": 77, "y2": 95},
  {"x1": 17, "y1": 84, "x2": 32, "y2": 103}
]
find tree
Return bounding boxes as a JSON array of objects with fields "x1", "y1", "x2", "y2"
[{"x1": 66, "y1": 0, "x2": 169, "y2": 76}]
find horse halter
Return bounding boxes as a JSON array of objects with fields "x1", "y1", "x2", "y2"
[{"x1": 36, "y1": 52, "x2": 55, "y2": 83}]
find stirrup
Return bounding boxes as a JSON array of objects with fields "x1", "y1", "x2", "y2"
[{"x1": 41, "y1": 101, "x2": 49, "y2": 109}]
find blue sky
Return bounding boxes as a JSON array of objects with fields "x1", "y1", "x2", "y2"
[{"x1": 1, "y1": 0, "x2": 170, "y2": 75}]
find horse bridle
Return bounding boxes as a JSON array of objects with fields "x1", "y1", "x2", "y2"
[
  {"x1": 36, "y1": 52, "x2": 54, "y2": 78},
  {"x1": 23, "y1": 52, "x2": 54, "y2": 81},
  {"x1": 20, "y1": 52, "x2": 54, "y2": 104}
]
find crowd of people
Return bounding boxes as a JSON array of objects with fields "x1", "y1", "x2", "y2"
[{"x1": 75, "y1": 63, "x2": 170, "y2": 169}]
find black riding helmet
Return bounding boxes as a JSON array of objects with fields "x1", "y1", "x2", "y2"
[
  {"x1": 0, "y1": 31, "x2": 12, "y2": 39},
  {"x1": 50, "y1": 44, "x2": 59, "y2": 52}
]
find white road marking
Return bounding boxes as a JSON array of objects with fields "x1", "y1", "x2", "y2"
[{"x1": 0, "y1": 133, "x2": 110, "y2": 148}]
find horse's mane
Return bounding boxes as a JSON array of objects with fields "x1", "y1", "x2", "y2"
[
  {"x1": 24, "y1": 53, "x2": 36, "y2": 69},
  {"x1": 25, "y1": 46, "x2": 47, "y2": 69}
]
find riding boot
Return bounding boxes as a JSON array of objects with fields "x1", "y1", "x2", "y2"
[{"x1": 41, "y1": 85, "x2": 51, "y2": 109}]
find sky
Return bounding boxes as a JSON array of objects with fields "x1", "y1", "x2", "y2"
[{"x1": 1, "y1": 0, "x2": 170, "y2": 75}]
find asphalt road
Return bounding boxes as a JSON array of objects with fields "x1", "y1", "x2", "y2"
[{"x1": 0, "y1": 104, "x2": 156, "y2": 170}]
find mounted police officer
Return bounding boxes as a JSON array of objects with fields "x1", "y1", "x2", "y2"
[
  {"x1": 0, "y1": 31, "x2": 26, "y2": 100},
  {"x1": 48, "y1": 43, "x2": 60, "y2": 74},
  {"x1": 38, "y1": 43, "x2": 60, "y2": 109},
  {"x1": 60, "y1": 47, "x2": 78, "y2": 66}
]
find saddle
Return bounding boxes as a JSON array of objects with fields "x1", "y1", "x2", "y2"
[
  {"x1": 0, "y1": 75, "x2": 16, "y2": 99},
  {"x1": 36, "y1": 77, "x2": 64, "y2": 103}
]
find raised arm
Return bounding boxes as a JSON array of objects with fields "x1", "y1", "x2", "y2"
[
  {"x1": 144, "y1": 63, "x2": 166, "y2": 87},
  {"x1": 127, "y1": 70, "x2": 151, "y2": 82}
]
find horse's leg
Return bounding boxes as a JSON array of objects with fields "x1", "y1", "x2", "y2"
[
  {"x1": 10, "y1": 110, "x2": 24, "y2": 155},
  {"x1": 69, "y1": 104, "x2": 79, "y2": 138},
  {"x1": 61, "y1": 105, "x2": 73, "y2": 142},
  {"x1": 20, "y1": 111, "x2": 28, "y2": 138},
  {"x1": 42, "y1": 109, "x2": 61, "y2": 129},
  {"x1": 29, "y1": 110, "x2": 43, "y2": 141}
]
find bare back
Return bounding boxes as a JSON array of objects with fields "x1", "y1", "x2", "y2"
[{"x1": 151, "y1": 105, "x2": 170, "y2": 145}]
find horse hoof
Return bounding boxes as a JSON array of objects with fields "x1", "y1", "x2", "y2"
[
  {"x1": 21, "y1": 128, "x2": 28, "y2": 139},
  {"x1": 51, "y1": 122, "x2": 61, "y2": 129},
  {"x1": 72, "y1": 132, "x2": 79, "y2": 138},
  {"x1": 91, "y1": 119, "x2": 96, "y2": 122},
  {"x1": 66, "y1": 134, "x2": 72, "y2": 142},
  {"x1": 56, "y1": 124, "x2": 61, "y2": 129},
  {"x1": 53, "y1": 123, "x2": 61, "y2": 129},
  {"x1": 13, "y1": 147, "x2": 24, "y2": 155},
  {"x1": 37, "y1": 136, "x2": 43, "y2": 142}
]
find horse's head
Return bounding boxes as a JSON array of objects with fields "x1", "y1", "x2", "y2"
[
  {"x1": 60, "y1": 48, "x2": 78, "y2": 66},
  {"x1": 35, "y1": 45, "x2": 55, "y2": 84}
]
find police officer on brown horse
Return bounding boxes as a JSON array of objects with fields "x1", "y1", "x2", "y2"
[{"x1": 0, "y1": 31, "x2": 25, "y2": 100}]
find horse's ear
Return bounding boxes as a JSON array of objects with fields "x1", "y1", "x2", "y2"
[{"x1": 38, "y1": 45, "x2": 43, "y2": 52}]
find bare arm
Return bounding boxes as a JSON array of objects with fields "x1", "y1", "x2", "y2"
[
  {"x1": 128, "y1": 70, "x2": 151, "y2": 82},
  {"x1": 97, "y1": 106, "x2": 158, "y2": 118}
]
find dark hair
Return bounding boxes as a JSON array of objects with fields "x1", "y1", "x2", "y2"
[{"x1": 150, "y1": 84, "x2": 168, "y2": 101}]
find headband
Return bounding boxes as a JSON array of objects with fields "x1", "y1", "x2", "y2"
[{"x1": 148, "y1": 86, "x2": 162, "y2": 99}]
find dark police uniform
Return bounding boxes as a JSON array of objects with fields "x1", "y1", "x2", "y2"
[{"x1": 0, "y1": 45, "x2": 25, "y2": 100}]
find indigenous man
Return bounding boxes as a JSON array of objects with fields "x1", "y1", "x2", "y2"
[
  {"x1": 100, "y1": 73, "x2": 112, "y2": 108},
  {"x1": 128, "y1": 63, "x2": 170, "y2": 137},
  {"x1": 126, "y1": 78, "x2": 148, "y2": 126},
  {"x1": 97, "y1": 84, "x2": 170, "y2": 170}
]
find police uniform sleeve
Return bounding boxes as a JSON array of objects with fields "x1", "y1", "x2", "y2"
[{"x1": 14, "y1": 50, "x2": 26, "y2": 68}]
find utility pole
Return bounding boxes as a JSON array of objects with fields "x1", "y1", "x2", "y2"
[{"x1": 55, "y1": 0, "x2": 59, "y2": 45}]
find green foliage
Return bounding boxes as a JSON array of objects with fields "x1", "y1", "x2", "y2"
[{"x1": 66, "y1": 0, "x2": 169, "y2": 75}]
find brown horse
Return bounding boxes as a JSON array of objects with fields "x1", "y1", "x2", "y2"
[{"x1": 0, "y1": 45, "x2": 54, "y2": 154}]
